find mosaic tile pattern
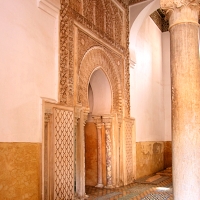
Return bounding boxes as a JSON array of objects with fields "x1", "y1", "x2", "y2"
[
  {"x1": 142, "y1": 193, "x2": 171, "y2": 200},
  {"x1": 135, "y1": 175, "x2": 170, "y2": 185},
  {"x1": 86, "y1": 173, "x2": 173, "y2": 200},
  {"x1": 95, "y1": 192, "x2": 122, "y2": 200}
]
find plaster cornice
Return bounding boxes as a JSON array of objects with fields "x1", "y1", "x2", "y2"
[{"x1": 37, "y1": 0, "x2": 61, "y2": 18}]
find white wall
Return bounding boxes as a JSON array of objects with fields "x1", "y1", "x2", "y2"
[
  {"x1": 0, "y1": 0, "x2": 59, "y2": 142},
  {"x1": 162, "y1": 32, "x2": 171, "y2": 141},
  {"x1": 130, "y1": 17, "x2": 165, "y2": 141}
]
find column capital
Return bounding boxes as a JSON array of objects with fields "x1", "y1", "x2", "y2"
[
  {"x1": 44, "y1": 113, "x2": 52, "y2": 123},
  {"x1": 161, "y1": 0, "x2": 200, "y2": 30},
  {"x1": 92, "y1": 116, "x2": 101, "y2": 123},
  {"x1": 102, "y1": 115, "x2": 112, "y2": 129},
  {"x1": 161, "y1": 0, "x2": 199, "y2": 10},
  {"x1": 92, "y1": 116, "x2": 103, "y2": 129},
  {"x1": 83, "y1": 108, "x2": 90, "y2": 126}
]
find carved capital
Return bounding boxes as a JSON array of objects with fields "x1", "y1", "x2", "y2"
[
  {"x1": 92, "y1": 116, "x2": 103, "y2": 129},
  {"x1": 161, "y1": 0, "x2": 200, "y2": 30},
  {"x1": 45, "y1": 113, "x2": 52, "y2": 122},
  {"x1": 83, "y1": 108, "x2": 90, "y2": 126},
  {"x1": 74, "y1": 104, "x2": 82, "y2": 126},
  {"x1": 161, "y1": 0, "x2": 199, "y2": 10},
  {"x1": 102, "y1": 115, "x2": 112, "y2": 129}
]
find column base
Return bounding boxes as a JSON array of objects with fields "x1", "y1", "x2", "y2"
[
  {"x1": 104, "y1": 185, "x2": 114, "y2": 189},
  {"x1": 95, "y1": 183, "x2": 104, "y2": 188}
]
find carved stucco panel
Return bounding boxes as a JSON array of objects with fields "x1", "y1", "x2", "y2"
[
  {"x1": 78, "y1": 47, "x2": 122, "y2": 113},
  {"x1": 77, "y1": 30, "x2": 124, "y2": 88},
  {"x1": 60, "y1": 0, "x2": 130, "y2": 116}
]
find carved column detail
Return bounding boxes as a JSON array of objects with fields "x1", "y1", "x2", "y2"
[
  {"x1": 93, "y1": 116, "x2": 104, "y2": 188},
  {"x1": 116, "y1": 114, "x2": 122, "y2": 187},
  {"x1": 161, "y1": 1, "x2": 200, "y2": 199},
  {"x1": 102, "y1": 116, "x2": 113, "y2": 188}
]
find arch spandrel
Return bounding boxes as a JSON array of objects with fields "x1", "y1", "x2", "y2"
[{"x1": 78, "y1": 47, "x2": 122, "y2": 114}]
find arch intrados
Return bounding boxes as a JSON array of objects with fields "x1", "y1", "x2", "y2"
[
  {"x1": 88, "y1": 68, "x2": 112, "y2": 115},
  {"x1": 88, "y1": 66, "x2": 113, "y2": 93},
  {"x1": 78, "y1": 46, "x2": 122, "y2": 113}
]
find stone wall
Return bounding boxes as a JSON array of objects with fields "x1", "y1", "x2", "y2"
[
  {"x1": 0, "y1": 143, "x2": 41, "y2": 199},
  {"x1": 136, "y1": 141, "x2": 164, "y2": 179},
  {"x1": 85, "y1": 122, "x2": 98, "y2": 186},
  {"x1": 136, "y1": 141, "x2": 172, "y2": 179},
  {"x1": 164, "y1": 141, "x2": 172, "y2": 168}
]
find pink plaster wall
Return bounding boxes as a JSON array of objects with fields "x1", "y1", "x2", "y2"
[
  {"x1": 131, "y1": 17, "x2": 165, "y2": 142},
  {"x1": 0, "y1": 0, "x2": 59, "y2": 142}
]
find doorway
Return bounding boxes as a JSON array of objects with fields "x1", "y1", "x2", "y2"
[{"x1": 85, "y1": 68, "x2": 112, "y2": 187}]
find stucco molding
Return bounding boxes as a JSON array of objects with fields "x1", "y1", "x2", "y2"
[{"x1": 37, "y1": 0, "x2": 61, "y2": 18}]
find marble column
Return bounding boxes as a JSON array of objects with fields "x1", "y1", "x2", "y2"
[
  {"x1": 161, "y1": 1, "x2": 200, "y2": 199},
  {"x1": 102, "y1": 116, "x2": 113, "y2": 188},
  {"x1": 93, "y1": 116, "x2": 104, "y2": 188},
  {"x1": 76, "y1": 107, "x2": 89, "y2": 198}
]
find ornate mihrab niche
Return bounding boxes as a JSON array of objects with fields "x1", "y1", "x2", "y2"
[{"x1": 59, "y1": 0, "x2": 130, "y2": 116}]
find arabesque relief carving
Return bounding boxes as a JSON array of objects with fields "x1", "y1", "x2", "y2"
[
  {"x1": 59, "y1": 0, "x2": 130, "y2": 117},
  {"x1": 78, "y1": 47, "x2": 123, "y2": 114},
  {"x1": 125, "y1": 119, "x2": 134, "y2": 184},
  {"x1": 160, "y1": 0, "x2": 199, "y2": 11},
  {"x1": 77, "y1": 29, "x2": 124, "y2": 88}
]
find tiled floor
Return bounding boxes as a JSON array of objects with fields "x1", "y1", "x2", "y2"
[{"x1": 85, "y1": 169, "x2": 173, "y2": 200}]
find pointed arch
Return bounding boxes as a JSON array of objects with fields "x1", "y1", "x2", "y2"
[{"x1": 78, "y1": 46, "x2": 122, "y2": 114}]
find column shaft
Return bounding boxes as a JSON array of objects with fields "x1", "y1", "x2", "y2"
[
  {"x1": 168, "y1": 4, "x2": 200, "y2": 199},
  {"x1": 96, "y1": 122, "x2": 103, "y2": 188},
  {"x1": 103, "y1": 116, "x2": 113, "y2": 188}
]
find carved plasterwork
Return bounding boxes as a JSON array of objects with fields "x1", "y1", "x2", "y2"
[
  {"x1": 59, "y1": 0, "x2": 130, "y2": 117},
  {"x1": 160, "y1": 0, "x2": 200, "y2": 11},
  {"x1": 124, "y1": 118, "x2": 134, "y2": 184},
  {"x1": 77, "y1": 30, "x2": 124, "y2": 87},
  {"x1": 53, "y1": 108, "x2": 74, "y2": 199},
  {"x1": 78, "y1": 46, "x2": 123, "y2": 114},
  {"x1": 160, "y1": 0, "x2": 200, "y2": 30},
  {"x1": 44, "y1": 113, "x2": 52, "y2": 122}
]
